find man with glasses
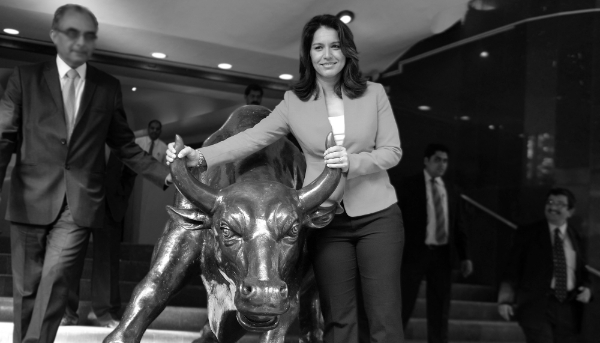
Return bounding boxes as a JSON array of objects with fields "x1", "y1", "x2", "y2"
[
  {"x1": 0, "y1": 4, "x2": 170, "y2": 343},
  {"x1": 498, "y1": 188, "x2": 592, "y2": 343}
]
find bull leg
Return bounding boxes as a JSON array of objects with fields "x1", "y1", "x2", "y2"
[
  {"x1": 103, "y1": 225, "x2": 203, "y2": 343},
  {"x1": 299, "y1": 270, "x2": 323, "y2": 343}
]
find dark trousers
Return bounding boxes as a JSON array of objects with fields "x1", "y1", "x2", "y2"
[
  {"x1": 401, "y1": 245, "x2": 452, "y2": 343},
  {"x1": 520, "y1": 293, "x2": 581, "y2": 343},
  {"x1": 10, "y1": 203, "x2": 90, "y2": 343},
  {"x1": 308, "y1": 204, "x2": 404, "y2": 343},
  {"x1": 65, "y1": 212, "x2": 122, "y2": 320}
]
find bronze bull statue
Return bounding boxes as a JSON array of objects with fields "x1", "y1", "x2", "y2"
[{"x1": 104, "y1": 105, "x2": 339, "y2": 343}]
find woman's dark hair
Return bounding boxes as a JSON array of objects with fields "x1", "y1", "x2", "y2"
[{"x1": 292, "y1": 14, "x2": 367, "y2": 101}]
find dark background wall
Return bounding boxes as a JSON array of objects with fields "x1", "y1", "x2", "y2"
[{"x1": 380, "y1": 1, "x2": 600, "y2": 341}]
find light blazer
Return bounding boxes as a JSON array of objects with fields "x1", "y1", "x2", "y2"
[
  {"x1": 201, "y1": 82, "x2": 401, "y2": 216},
  {"x1": 399, "y1": 172, "x2": 469, "y2": 266},
  {"x1": 0, "y1": 61, "x2": 169, "y2": 228}
]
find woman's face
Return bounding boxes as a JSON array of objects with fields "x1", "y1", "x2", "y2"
[{"x1": 310, "y1": 26, "x2": 346, "y2": 83}]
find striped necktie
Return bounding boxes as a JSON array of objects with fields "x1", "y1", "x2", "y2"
[
  {"x1": 431, "y1": 178, "x2": 448, "y2": 244},
  {"x1": 62, "y1": 69, "x2": 80, "y2": 141},
  {"x1": 553, "y1": 228, "x2": 568, "y2": 302}
]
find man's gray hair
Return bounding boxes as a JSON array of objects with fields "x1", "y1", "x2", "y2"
[{"x1": 51, "y1": 4, "x2": 98, "y2": 30}]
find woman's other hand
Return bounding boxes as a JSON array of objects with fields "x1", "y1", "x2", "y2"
[
  {"x1": 324, "y1": 145, "x2": 349, "y2": 173},
  {"x1": 166, "y1": 142, "x2": 200, "y2": 168}
]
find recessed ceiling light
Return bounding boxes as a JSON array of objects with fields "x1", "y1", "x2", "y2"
[
  {"x1": 3, "y1": 28, "x2": 19, "y2": 35},
  {"x1": 418, "y1": 105, "x2": 431, "y2": 111},
  {"x1": 132, "y1": 87, "x2": 137, "y2": 91},
  {"x1": 337, "y1": 10, "x2": 355, "y2": 24},
  {"x1": 489, "y1": 125, "x2": 495, "y2": 130},
  {"x1": 460, "y1": 115, "x2": 470, "y2": 121},
  {"x1": 218, "y1": 63, "x2": 232, "y2": 70},
  {"x1": 151, "y1": 52, "x2": 167, "y2": 59},
  {"x1": 279, "y1": 74, "x2": 293, "y2": 80},
  {"x1": 480, "y1": 51, "x2": 489, "y2": 58}
]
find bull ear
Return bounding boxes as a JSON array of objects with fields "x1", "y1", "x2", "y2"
[
  {"x1": 297, "y1": 133, "x2": 342, "y2": 213},
  {"x1": 304, "y1": 204, "x2": 338, "y2": 229},
  {"x1": 166, "y1": 205, "x2": 211, "y2": 230}
]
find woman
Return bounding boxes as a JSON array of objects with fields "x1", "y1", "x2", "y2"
[{"x1": 167, "y1": 14, "x2": 404, "y2": 343}]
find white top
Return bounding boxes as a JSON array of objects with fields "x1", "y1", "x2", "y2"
[
  {"x1": 549, "y1": 222, "x2": 576, "y2": 291},
  {"x1": 424, "y1": 169, "x2": 449, "y2": 245},
  {"x1": 327, "y1": 115, "x2": 345, "y2": 146},
  {"x1": 57, "y1": 55, "x2": 87, "y2": 119},
  {"x1": 135, "y1": 136, "x2": 168, "y2": 163}
]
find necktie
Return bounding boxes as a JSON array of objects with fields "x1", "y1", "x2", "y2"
[
  {"x1": 62, "y1": 69, "x2": 80, "y2": 141},
  {"x1": 149, "y1": 140, "x2": 155, "y2": 158},
  {"x1": 431, "y1": 178, "x2": 447, "y2": 244},
  {"x1": 553, "y1": 228, "x2": 568, "y2": 302}
]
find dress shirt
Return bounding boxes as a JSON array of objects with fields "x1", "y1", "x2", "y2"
[
  {"x1": 424, "y1": 169, "x2": 449, "y2": 245},
  {"x1": 56, "y1": 56, "x2": 86, "y2": 120},
  {"x1": 135, "y1": 136, "x2": 167, "y2": 163},
  {"x1": 549, "y1": 222, "x2": 576, "y2": 291}
]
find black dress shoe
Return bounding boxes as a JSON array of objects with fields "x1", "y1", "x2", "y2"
[{"x1": 60, "y1": 315, "x2": 78, "y2": 326}]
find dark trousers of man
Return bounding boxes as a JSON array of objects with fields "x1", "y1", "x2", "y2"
[
  {"x1": 401, "y1": 245, "x2": 452, "y2": 343},
  {"x1": 10, "y1": 202, "x2": 90, "y2": 343},
  {"x1": 519, "y1": 292, "x2": 581, "y2": 343},
  {"x1": 64, "y1": 212, "x2": 122, "y2": 321},
  {"x1": 309, "y1": 204, "x2": 404, "y2": 343}
]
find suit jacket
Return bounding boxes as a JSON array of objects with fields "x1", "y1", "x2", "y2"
[
  {"x1": 104, "y1": 151, "x2": 137, "y2": 222},
  {"x1": 500, "y1": 220, "x2": 590, "y2": 326},
  {"x1": 0, "y1": 61, "x2": 169, "y2": 228},
  {"x1": 201, "y1": 82, "x2": 402, "y2": 216},
  {"x1": 399, "y1": 172, "x2": 468, "y2": 266}
]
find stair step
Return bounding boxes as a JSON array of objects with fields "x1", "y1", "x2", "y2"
[
  {"x1": 411, "y1": 299, "x2": 503, "y2": 321},
  {"x1": 0, "y1": 277, "x2": 207, "y2": 308},
  {"x1": 405, "y1": 318, "x2": 525, "y2": 341}
]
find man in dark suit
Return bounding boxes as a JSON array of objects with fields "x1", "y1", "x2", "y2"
[
  {"x1": 399, "y1": 143, "x2": 472, "y2": 343},
  {"x1": 63, "y1": 148, "x2": 138, "y2": 327},
  {"x1": 498, "y1": 188, "x2": 592, "y2": 343},
  {"x1": 0, "y1": 5, "x2": 170, "y2": 343}
]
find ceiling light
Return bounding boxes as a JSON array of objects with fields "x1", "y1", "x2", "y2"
[
  {"x1": 489, "y1": 125, "x2": 495, "y2": 130},
  {"x1": 337, "y1": 10, "x2": 355, "y2": 24},
  {"x1": 480, "y1": 51, "x2": 489, "y2": 58},
  {"x1": 418, "y1": 105, "x2": 431, "y2": 111},
  {"x1": 460, "y1": 116, "x2": 470, "y2": 121},
  {"x1": 218, "y1": 63, "x2": 232, "y2": 70},
  {"x1": 151, "y1": 52, "x2": 167, "y2": 59},
  {"x1": 279, "y1": 74, "x2": 293, "y2": 80},
  {"x1": 132, "y1": 87, "x2": 137, "y2": 91},
  {"x1": 3, "y1": 28, "x2": 19, "y2": 35}
]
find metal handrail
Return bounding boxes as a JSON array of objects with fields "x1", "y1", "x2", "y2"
[
  {"x1": 461, "y1": 194, "x2": 600, "y2": 278},
  {"x1": 460, "y1": 194, "x2": 517, "y2": 229}
]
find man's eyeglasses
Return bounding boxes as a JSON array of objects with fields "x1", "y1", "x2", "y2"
[
  {"x1": 54, "y1": 28, "x2": 97, "y2": 42},
  {"x1": 546, "y1": 200, "x2": 568, "y2": 209}
]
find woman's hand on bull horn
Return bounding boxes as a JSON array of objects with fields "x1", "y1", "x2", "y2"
[
  {"x1": 166, "y1": 142, "x2": 200, "y2": 168},
  {"x1": 323, "y1": 145, "x2": 349, "y2": 173}
]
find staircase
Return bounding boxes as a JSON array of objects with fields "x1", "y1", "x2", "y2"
[{"x1": 0, "y1": 236, "x2": 524, "y2": 342}]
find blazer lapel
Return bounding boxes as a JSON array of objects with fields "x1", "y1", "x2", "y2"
[
  {"x1": 539, "y1": 222, "x2": 553, "y2": 261},
  {"x1": 74, "y1": 64, "x2": 97, "y2": 130},
  {"x1": 43, "y1": 62, "x2": 64, "y2": 114}
]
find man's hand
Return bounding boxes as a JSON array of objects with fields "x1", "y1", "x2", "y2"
[
  {"x1": 165, "y1": 173, "x2": 173, "y2": 186},
  {"x1": 498, "y1": 304, "x2": 514, "y2": 321},
  {"x1": 576, "y1": 287, "x2": 592, "y2": 303},
  {"x1": 461, "y1": 259, "x2": 473, "y2": 278}
]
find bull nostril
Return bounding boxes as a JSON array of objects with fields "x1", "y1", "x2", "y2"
[
  {"x1": 242, "y1": 285, "x2": 253, "y2": 296},
  {"x1": 279, "y1": 284, "x2": 288, "y2": 296}
]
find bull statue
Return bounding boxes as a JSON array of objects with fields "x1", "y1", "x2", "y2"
[{"x1": 104, "y1": 105, "x2": 340, "y2": 343}]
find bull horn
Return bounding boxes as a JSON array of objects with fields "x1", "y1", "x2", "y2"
[
  {"x1": 170, "y1": 135, "x2": 218, "y2": 213},
  {"x1": 297, "y1": 132, "x2": 342, "y2": 212}
]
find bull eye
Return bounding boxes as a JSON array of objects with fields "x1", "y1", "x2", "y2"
[{"x1": 287, "y1": 225, "x2": 300, "y2": 238}]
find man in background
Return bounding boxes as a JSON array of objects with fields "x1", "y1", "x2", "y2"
[
  {"x1": 498, "y1": 188, "x2": 591, "y2": 343},
  {"x1": 244, "y1": 84, "x2": 263, "y2": 105},
  {"x1": 399, "y1": 143, "x2": 472, "y2": 343},
  {"x1": 135, "y1": 120, "x2": 167, "y2": 163},
  {"x1": 0, "y1": 5, "x2": 170, "y2": 342}
]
